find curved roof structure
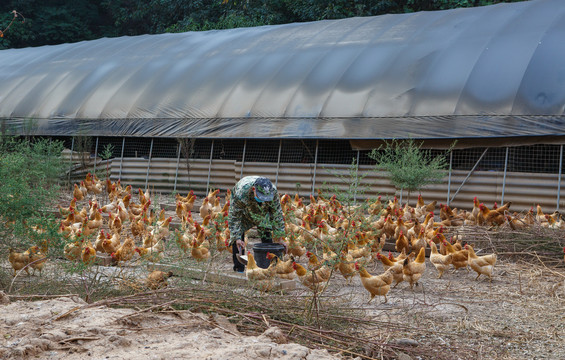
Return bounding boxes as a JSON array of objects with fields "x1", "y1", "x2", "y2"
[{"x1": 0, "y1": 0, "x2": 564, "y2": 140}]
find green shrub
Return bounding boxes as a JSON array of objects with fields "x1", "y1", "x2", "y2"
[
  {"x1": 0, "y1": 136, "x2": 65, "y2": 250},
  {"x1": 369, "y1": 139, "x2": 454, "y2": 202}
]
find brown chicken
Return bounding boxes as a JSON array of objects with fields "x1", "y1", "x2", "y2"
[
  {"x1": 84, "y1": 173, "x2": 103, "y2": 194},
  {"x1": 138, "y1": 187, "x2": 151, "y2": 206},
  {"x1": 410, "y1": 228, "x2": 427, "y2": 257},
  {"x1": 388, "y1": 250, "x2": 407, "y2": 264},
  {"x1": 286, "y1": 234, "x2": 306, "y2": 259},
  {"x1": 72, "y1": 206, "x2": 88, "y2": 224},
  {"x1": 73, "y1": 183, "x2": 86, "y2": 201},
  {"x1": 246, "y1": 253, "x2": 277, "y2": 281},
  {"x1": 175, "y1": 201, "x2": 188, "y2": 221},
  {"x1": 86, "y1": 208, "x2": 104, "y2": 230},
  {"x1": 347, "y1": 243, "x2": 371, "y2": 262},
  {"x1": 266, "y1": 252, "x2": 296, "y2": 280},
  {"x1": 370, "y1": 233, "x2": 387, "y2": 254},
  {"x1": 102, "y1": 232, "x2": 121, "y2": 254},
  {"x1": 175, "y1": 229, "x2": 193, "y2": 253},
  {"x1": 416, "y1": 195, "x2": 437, "y2": 216},
  {"x1": 428, "y1": 241, "x2": 452, "y2": 279},
  {"x1": 213, "y1": 231, "x2": 230, "y2": 253},
  {"x1": 190, "y1": 240, "x2": 210, "y2": 261},
  {"x1": 81, "y1": 244, "x2": 97, "y2": 265},
  {"x1": 394, "y1": 217, "x2": 408, "y2": 240},
  {"x1": 356, "y1": 263, "x2": 394, "y2": 303},
  {"x1": 135, "y1": 240, "x2": 165, "y2": 262},
  {"x1": 150, "y1": 216, "x2": 173, "y2": 242},
  {"x1": 443, "y1": 241, "x2": 469, "y2": 271},
  {"x1": 64, "y1": 238, "x2": 83, "y2": 261},
  {"x1": 375, "y1": 253, "x2": 404, "y2": 287},
  {"x1": 94, "y1": 229, "x2": 108, "y2": 252},
  {"x1": 130, "y1": 216, "x2": 147, "y2": 240},
  {"x1": 293, "y1": 262, "x2": 330, "y2": 292},
  {"x1": 465, "y1": 244, "x2": 497, "y2": 281},
  {"x1": 111, "y1": 236, "x2": 136, "y2": 264},
  {"x1": 334, "y1": 251, "x2": 356, "y2": 283},
  {"x1": 142, "y1": 231, "x2": 159, "y2": 249},
  {"x1": 483, "y1": 203, "x2": 507, "y2": 226},
  {"x1": 8, "y1": 249, "x2": 30, "y2": 276},
  {"x1": 25, "y1": 246, "x2": 47, "y2": 276},
  {"x1": 108, "y1": 212, "x2": 123, "y2": 234},
  {"x1": 402, "y1": 247, "x2": 426, "y2": 289},
  {"x1": 175, "y1": 189, "x2": 194, "y2": 203},
  {"x1": 395, "y1": 231, "x2": 410, "y2": 255},
  {"x1": 503, "y1": 213, "x2": 526, "y2": 230},
  {"x1": 199, "y1": 197, "x2": 213, "y2": 220},
  {"x1": 382, "y1": 216, "x2": 396, "y2": 239},
  {"x1": 58, "y1": 197, "x2": 77, "y2": 217},
  {"x1": 477, "y1": 202, "x2": 509, "y2": 227},
  {"x1": 128, "y1": 200, "x2": 148, "y2": 219},
  {"x1": 146, "y1": 270, "x2": 174, "y2": 290}
]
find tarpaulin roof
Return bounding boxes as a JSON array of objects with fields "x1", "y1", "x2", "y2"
[{"x1": 0, "y1": 0, "x2": 564, "y2": 140}]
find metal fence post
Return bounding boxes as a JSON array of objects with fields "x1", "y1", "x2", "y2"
[
  {"x1": 145, "y1": 138, "x2": 154, "y2": 191},
  {"x1": 557, "y1": 145, "x2": 563, "y2": 211},
  {"x1": 240, "y1": 139, "x2": 247, "y2": 178},
  {"x1": 447, "y1": 151, "x2": 453, "y2": 206},
  {"x1": 450, "y1": 148, "x2": 488, "y2": 204},
  {"x1": 206, "y1": 140, "x2": 214, "y2": 195},
  {"x1": 501, "y1": 147, "x2": 509, "y2": 204},
  {"x1": 311, "y1": 140, "x2": 319, "y2": 197},
  {"x1": 275, "y1": 140, "x2": 282, "y2": 187},
  {"x1": 68, "y1": 137, "x2": 75, "y2": 188},
  {"x1": 93, "y1": 137, "x2": 99, "y2": 173},
  {"x1": 173, "y1": 142, "x2": 181, "y2": 193},
  {"x1": 353, "y1": 150, "x2": 360, "y2": 204},
  {"x1": 118, "y1": 137, "x2": 125, "y2": 181}
]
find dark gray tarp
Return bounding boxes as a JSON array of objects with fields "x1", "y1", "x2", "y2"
[{"x1": 0, "y1": 0, "x2": 564, "y2": 140}]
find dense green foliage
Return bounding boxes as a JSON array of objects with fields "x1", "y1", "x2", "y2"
[
  {"x1": 0, "y1": 0, "x2": 526, "y2": 49},
  {"x1": 0, "y1": 136, "x2": 65, "y2": 250},
  {"x1": 369, "y1": 139, "x2": 452, "y2": 201}
]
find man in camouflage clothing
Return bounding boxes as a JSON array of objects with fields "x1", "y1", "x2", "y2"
[{"x1": 228, "y1": 176, "x2": 286, "y2": 272}]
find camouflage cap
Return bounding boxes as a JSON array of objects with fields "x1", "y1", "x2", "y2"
[{"x1": 254, "y1": 177, "x2": 276, "y2": 202}]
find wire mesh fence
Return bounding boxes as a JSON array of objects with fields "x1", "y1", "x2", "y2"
[{"x1": 49, "y1": 135, "x2": 565, "y2": 210}]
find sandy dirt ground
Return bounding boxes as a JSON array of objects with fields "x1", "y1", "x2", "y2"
[
  {"x1": 1, "y1": 256, "x2": 563, "y2": 360},
  {"x1": 0, "y1": 292, "x2": 339, "y2": 360}
]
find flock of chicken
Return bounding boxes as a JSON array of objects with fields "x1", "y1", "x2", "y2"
[
  {"x1": 56, "y1": 173, "x2": 234, "y2": 269},
  {"x1": 7, "y1": 172, "x2": 565, "y2": 301},
  {"x1": 246, "y1": 193, "x2": 505, "y2": 300}
]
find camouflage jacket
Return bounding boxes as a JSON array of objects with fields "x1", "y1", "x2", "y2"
[{"x1": 228, "y1": 176, "x2": 285, "y2": 245}]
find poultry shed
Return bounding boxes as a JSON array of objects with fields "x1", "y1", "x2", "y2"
[{"x1": 1, "y1": 0, "x2": 564, "y2": 211}]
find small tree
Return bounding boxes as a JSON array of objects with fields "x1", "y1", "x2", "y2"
[
  {"x1": 98, "y1": 143, "x2": 115, "y2": 179},
  {"x1": 369, "y1": 139, "x2": 454, "y2": 203}
]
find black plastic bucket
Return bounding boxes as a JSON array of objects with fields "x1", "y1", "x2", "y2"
[{"x1": 253, "y1": 242, "x2": 285, "y2": 269}]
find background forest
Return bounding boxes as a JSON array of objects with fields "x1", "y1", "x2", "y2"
[{"x1": 1, "y1": 0, "x2": 525, "y2": 49}]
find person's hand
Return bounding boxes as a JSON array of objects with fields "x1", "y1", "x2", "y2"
[{"x1": 236, "y1": 239, "x2": 245, "y2": 251}]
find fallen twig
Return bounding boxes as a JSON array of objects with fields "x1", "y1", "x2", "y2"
[
  {"x1": 59, "y1": 336, "x2": 100, "y2": 344},
  {"x1": 117, "y1": 299, "x2": 178, "y2": 320},
  {"x1": 54, "y1": 306, "x2": 81, "y2": 321},
  {"x1": 8, "y1": 293, "x2": 79, "y2": 300}
]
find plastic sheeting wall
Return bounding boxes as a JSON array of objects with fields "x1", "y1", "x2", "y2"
[{"x1": 1, "y1": 0, "x2": 565, "y2": 140}]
